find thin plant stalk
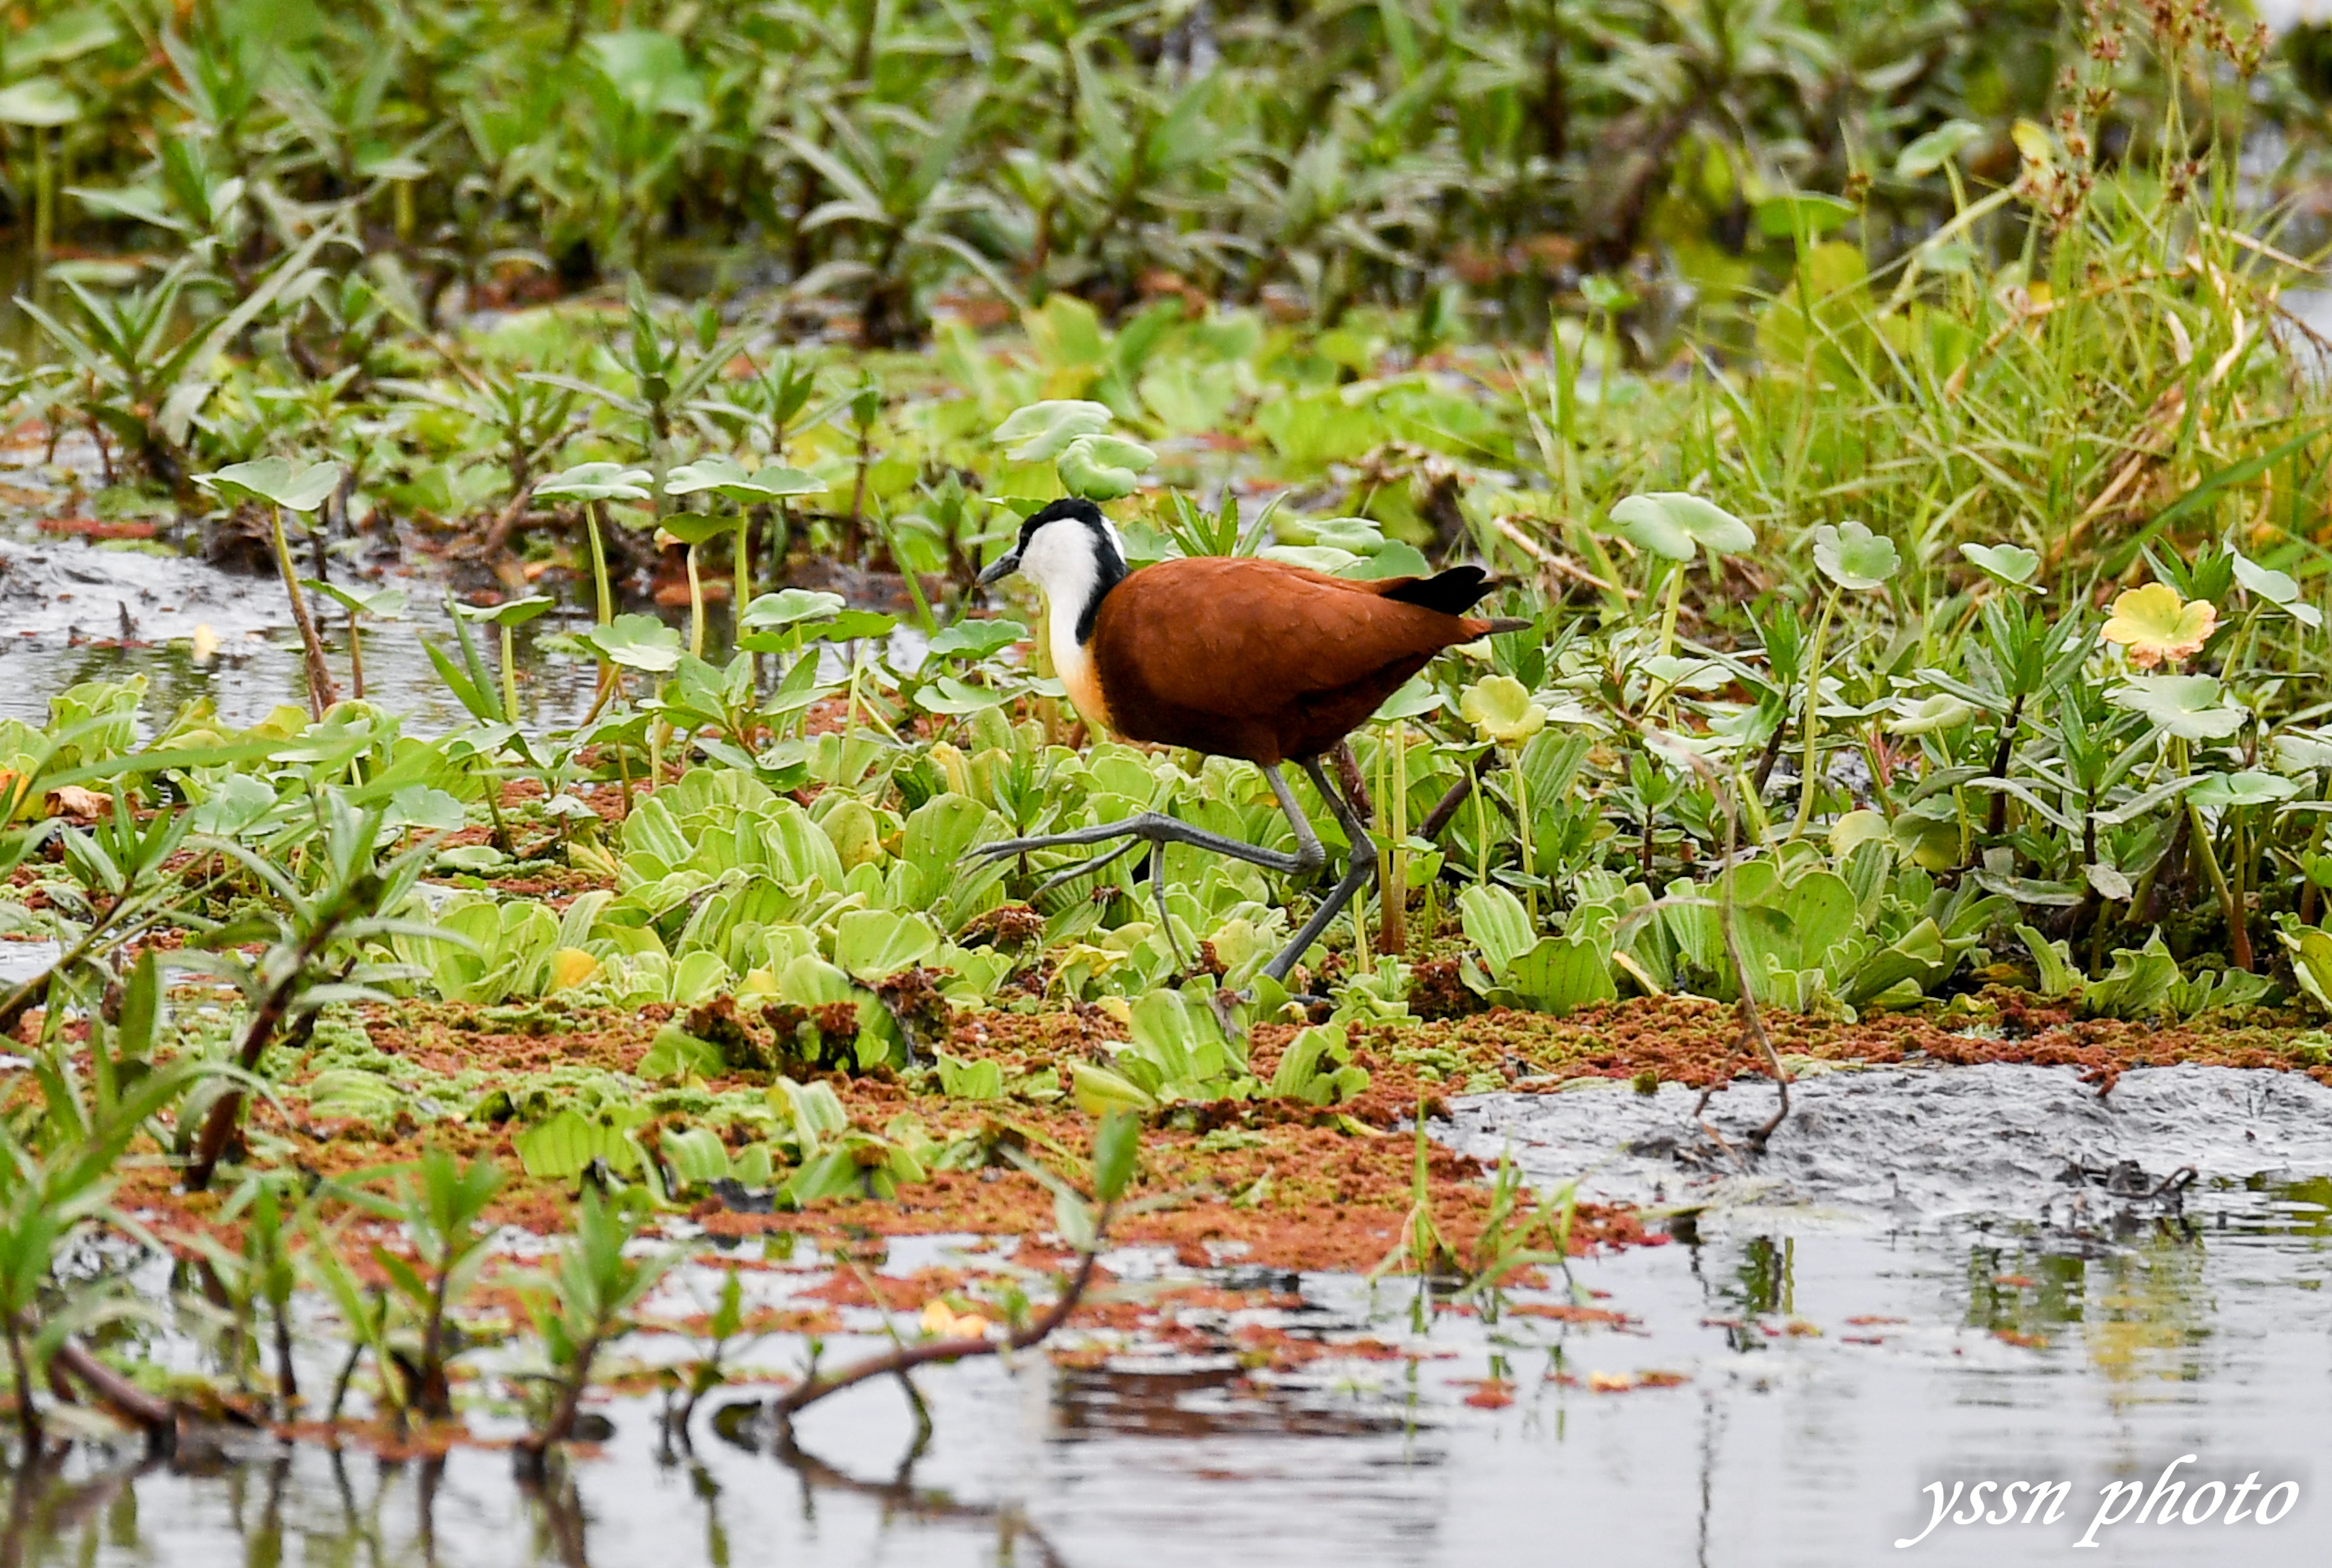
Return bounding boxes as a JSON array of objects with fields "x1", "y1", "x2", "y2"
[
  {"x1": 1509, "y1": 742, "x2": 1535, "y2": 924},
  {"x1": 267, "y1": 505, "x2": 341, "y2": 719},
  {"x1": 586, "y1": 500, "x2": 616, "y2": 704},
  {"x1": 734, "y1": 510, "x2": 753, "y2": 679},
  {"x1": 2187, "y1": 795, "x2": 2250, "y2": 972},
  {"x1": 685, "y1": 544, "x2": 706, "y2": 659},
  {"x1": 499, "y1": 623, "x2": 522, "y2": 728},
  {"x1": 1788, "y1": 588, "x2": 1840, "y2": 843}
]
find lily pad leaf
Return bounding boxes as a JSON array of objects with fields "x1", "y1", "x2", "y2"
[
  {"x1": 1057, "y1": 434, "x2": 1157, "y2": 500},
  {"x1": 2107, "y1": 674, "x2": 2245, "y2": 740},
  {"x1": 453, "y1": 595, "x2": 556, "y2": 628},
  {"x1": 578, "y1": 613, "x2": 684, "y2": 672},
  {"x1": 1753, "y1": 191, "x2": 1857, "y2": 239},
  {"x1": 197, "y1": 457, "x2": 344, "y2": 513},
  {"x1": 2233, "y1": 553, "x2": 2323, "y2": 627},
  {"x1": 1959, "y1": 542, "x2": 2041, "y2": 590},
  {"x1": 2188, "y1": 770, "x2": 2301, "y2": 811},
  {"x1": 534, "y1": 461, "x2": 654, "y2": 502},
  {"x1": 740, "y1": 589, "x2": 847, "y2": 631},
  {"x1": 1606, "y1": 493, "x2": 1754, "y2": 561},
  {"x1": 665, "y1": 455, "x2": 826, "y2": 501},
  {"x1": 384, "y1": 784, "x2": 467, "y2": 834},
  {"x1": 656, "y1": 512, "x2": 731, "y2": 547},
  {"x1": 1896, "y1": 120, "x2": 1985, "y2": 179},
  {"x1": 993, "y1": 400, "x2": 1115, "y2": 463},
  {"x1": 0, "y1": 80, "x2": 82, "y2": 127},
  {"x1": 303, "y1": 581, "x2": 408, "y2": 619},
  {"x1": 925, "y1": 617, "x2": 1026, "y2": 661},
  {"x1": 1812, "y1": 521, "x2": 1899, "y2": 592}
]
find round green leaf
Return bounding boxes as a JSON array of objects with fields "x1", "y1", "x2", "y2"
[
  {"x1": 2106, "y1": 674, "x2": 2246, "y2": 740},
  {"x1": 197, "y1": 457, "x2": 344, "y2": 513},
  {"x1": 1896, "y1": 120, "x2": 1985, "y2": 180},
  {"x1": 1959, "y1": 542, "x2": 2041, "y2": 591},
  {"x1": 739, "y1": 589, "x2": 847, "y2": 631},
  {"x1": 534, "y1": 461, "x2": 654, "y2": 502},
  {"x1": 303, "y1": 581, "x2": 408, "y2": 620},
  {"x1": 1753, "y1": 191, "x2": 1857, "y2": 239},
  {"x1": 665, "y1": 455, "x2": 826, "y2": 502},
  {"x1": 1057, "y1": 434, "x2": 1157, "y2": 501},
  {"x1": 925, "y1": 617, "x2": 1027, "y2": 661},
  {"x1": 580, "y1": 613, "x2": 684, "y2": 672},
  {"x1": 2188, "y1": 770, "x2": 2300, "y2": 811},
  {"x1": 993, "y1": 400, "x2": 1115, "y2": 463},
  {"x1": 2233, "y1": 553, "x2": 2324, "y2": 627},
  {"x1": 1886, "y1": 693, "x2": 1978, "y2": 736},
  {"x1": 1812, "y1": 521, "x2": 1899, "y2": 592},
  {"x1": 453, "y1": 595, "x2": 557, "y2": 629},
  {"x1": 1606, "y1": 493, "x2": 1755, "y2": 562},
  {"x1": 657, "y1": 512, "x2": 731, "y2": 547},
  {"x1": 0, "y1": 80, "x2": 82, "y2": 127}
]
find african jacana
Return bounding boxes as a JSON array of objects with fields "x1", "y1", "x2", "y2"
[{"x1": 974, "y1": 497, "x2": 1525, "y2": 986}]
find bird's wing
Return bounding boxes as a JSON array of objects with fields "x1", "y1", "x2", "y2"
[{"x1": 1092, "y1": 557, "x2": 1470, "y2": 720}]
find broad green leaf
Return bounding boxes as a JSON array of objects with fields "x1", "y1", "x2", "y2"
[
  {"x1": 1959, "y1": 542, "x2": 2040, "y2": 589},
  {"x1": 196, "y1": 457, "x2": 343, "y2": 513},
  {"x1": 2233, "y1": 554, "x2": 2323, "y2": 627},
  {"x1": 580, "y1": 613, "x2": 684, "y2": 672},
  {"x1": 993, "y1": 400, "x2": 1113, "y2": 462},
  {"x1": 2188, "y1": 770, "x2": 2300, "y2": 811},
  {"x1": 1501, "y1": 934, "x2": 1617, "y2": 1015},
  {"x1": 1056, "y1": 434, "x2": 1157, "y2": 500},
  {"x1": 2107, "y1": 674, "x2": 2244, "y2": 740},
  {"x1": 1885, "y1": 693, "x2": 1977, "y2": 736},
  {"x1": 934, "y1": 1053, "x2": 1005, "y2": 1100},
  {"x1": 925, "y1": 618, "x2": 1026, "y2": 661},
  {"x1": 1811, "y1": 521, "x2": 1899, "y2": 592},
  {"x1": 1458, "y1": 884, "x2": 1536, "y2": 979},
  {"x1": 1896, "y1": 120, "x2": 1984, "y2": 179},
  {"x1": 304, "y1": 581, "x2": 408, "y2": 620},
  {"x1": 0, "y1": 80, "x2": 81, "y2": 127},
  {"x1": 534, "y1": 461, "x2": 653, "y2": 502},
  {"x1": 516, "y1": 1109, "x2": 642, "y2": 1179},
  {"x1": 1607, "y1": 493, "x2": 1754, "y2": 561},
  {"x1": 739, "y1": 588, "x2": 847, "y2": 631},
  {"x1": 1753, "y1": 191, "x2": 1857, "y2": 238},
  {"x1": 453, "y1": 595, "x2": 556, "y2": 628},
  {"x1": 833, "y1": 908, "x2": 938, "y2": 982},
  {"x1": 657, "y1": 512, "x2": 731, "y2": 546},
  {"x1": 665, "y1": 455, "x2": 825, "y2": 502},
  {"x1": 1092, "y1": 1110, "x2": 1140, "y2": 1203}
]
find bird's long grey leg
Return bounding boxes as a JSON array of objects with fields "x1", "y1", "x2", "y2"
[
  {"x1": 975, "y1": 763, "x2": 1328, "y2": 880},
  {"x1": 1262, "y1": 759, "x2": 1381, "y2": 985}
]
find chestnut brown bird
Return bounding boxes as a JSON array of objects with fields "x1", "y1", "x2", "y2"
[{"x1": 974, "y1": 497, "x2": 1526, "y2": 986}]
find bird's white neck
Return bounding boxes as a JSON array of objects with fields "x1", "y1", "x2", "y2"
[
  {"x1": 1015, "y1": 511, "x2": 1127, "y2": 732},
  {"x1": 1017, "y1": 512, "x2": 1125, "y2": 653}
]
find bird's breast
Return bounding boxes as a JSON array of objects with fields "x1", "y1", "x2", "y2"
[{"x1": 1053, "y1": 632, "x2": 1115, "y2": 738}]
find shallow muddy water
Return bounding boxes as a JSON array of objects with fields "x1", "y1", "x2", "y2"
[{"x1": 8, "y1": 1063, "x2": 2331, "y2": 1567}]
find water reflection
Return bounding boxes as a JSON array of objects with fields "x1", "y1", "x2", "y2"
[{"x1": 3, "y1": 1175, "x2": 2330, "y2": 1565}]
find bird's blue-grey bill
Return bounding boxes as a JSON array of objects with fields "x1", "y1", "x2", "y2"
[{"x1": 976, "y1": 553, "x2": 1019, "y2": 588}]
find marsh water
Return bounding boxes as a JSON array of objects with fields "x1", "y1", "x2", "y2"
[{"x1": 0, "y1": 1063, "x2": 2325, "y2": 1567}]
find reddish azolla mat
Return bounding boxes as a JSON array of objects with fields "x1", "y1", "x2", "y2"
[{"x1": 79, "y1": 987, "x2": 2332, "y2": 1275}]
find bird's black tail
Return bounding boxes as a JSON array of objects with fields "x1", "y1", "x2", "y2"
[{"x1": 1381, "y1": 564, "x2": 1495, "y2": 615}]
